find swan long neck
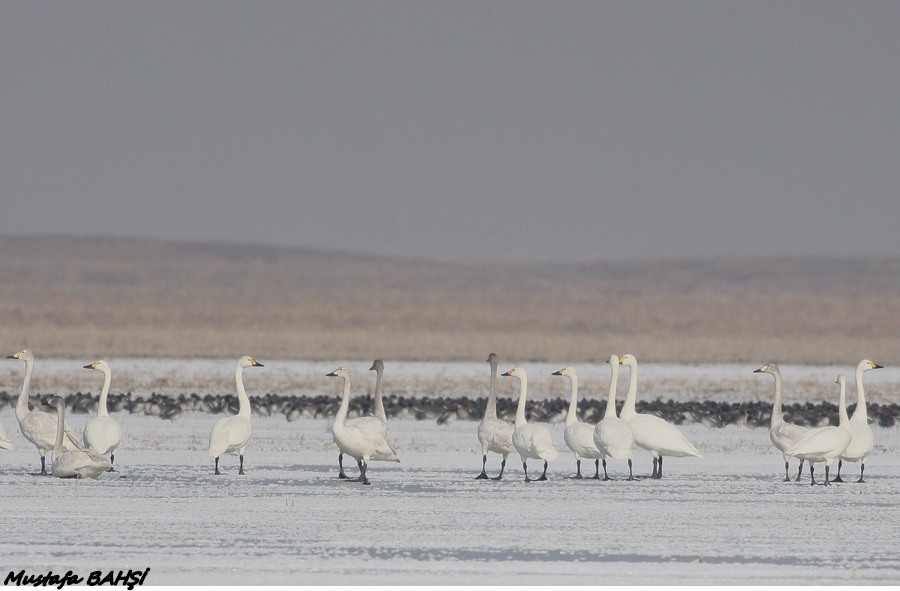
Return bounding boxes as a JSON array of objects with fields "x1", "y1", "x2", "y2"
[
  {"x1": 372, "y1": 368, "x2": 386, "y2": 422},
  {"x1": 514, "y1": 375, "x2": 528, "y2": 426},
  {"x1": 565, "y1": 375, "x2": 579, "y2": 426},
  {"x1": 770, "y1": 366, "x2": 784, "y2": 428},
  {"x1": 484, "y1": 359, "x2": 499, "y2": 420},
  {"x1": 622, "y1": 361, "x2": 638, "y2": 418},
  {"x1": 15, "y1": 357, "x2": 34, "y2": 421},
  {"x1": 838, "y1": 378, "x2": 850, "y2": 428},
  {"x1": 235, "y1": 362, "x2": 251, "y2": 417},
  {"x1": 97, "y1": 366, "x2": 112, "y2": 417},
  {"x1": 853, "y1": 365, "x2": 868, "y2": 421},
  {"x1": 335, "y1": 375, "x2": 351, "y2": 425},
  {"x1": 54, "y1": 399, "x2": 65, "y2": 454},
  {"x1": 604, "y1": 362, "x2": 620, "y2": 419}
]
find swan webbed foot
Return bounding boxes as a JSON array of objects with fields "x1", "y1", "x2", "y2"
[
  {"x1": 489, "y1": 475, "x2": 503, "y2": 481},
  {"x1": 856, "y1": 464, "x2": 866, "y2": 483},
  {"x1": 831, "y1": 475, "x2": 844, "y2": 483},
  {"x1": 476, "y1": 471, "x2": 489, "y2": 480},
  {"x1": 568, "y1": 474, "x2": 583, "y2": 480}
]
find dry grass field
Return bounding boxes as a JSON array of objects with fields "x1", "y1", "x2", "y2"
[{"x1": 1, "y1": 235, "x2": 899, "y2": 365}]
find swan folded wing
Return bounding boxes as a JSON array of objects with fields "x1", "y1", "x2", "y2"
[
  {"x1": 480, "y1": 418, "x2": 515, "y2": 453},
  {"x1": 0, "y1": 424, "x2": 14, "y2": 450},
  {"x1": 354, "y1": 427, "x2": 400, "y2": 462},
  {"x1": 842, "y1": 423, "x2": 874, "y2": 461},
  {"x1": 770, "y1": 422, "x2": 807, "y2": 452},
  {"x1": 629, "y1": 414, "x2": 701, "y2": 458},
  {"x1": 595, "y1": 418, "x2": 634, "y2": 459},
  {"x1": 84, "y1": 418, "x2": 121, "y2": 455},
  {"x1": 566, "y1": 422, "x2": 600, "y2": 455},
  {"x1": 21, "y1": 413, "x2": 83, "y2": 451},
  {"x1": 345, "y1": 415, "x2": 387, "y2": 437},
  {"x1": 786, "y1": 429, "x2": 851, "y2": 459},
  {"x1": 209, "y1": 417, "x2": 251, "y2": 457},
  {"x1": 54, "y1": 449, "x2": 112, "y2": 478},
  {"x1": 515, "y1": 425, "x2": 559, "y2": 461}
]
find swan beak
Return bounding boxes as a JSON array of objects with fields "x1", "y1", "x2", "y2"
[
  {"x1": 326, "y1": 371, "x2": 338, "y2": 377},
  {"x1": 873, "y1": 362, "x2": 884, "y2": 370},
  {"x1": 617, "y1": 355, "x2": 626, "y2": 365},
  {"x1": 83, "y1": 362, "x2": 96, "y2": 370},
  {"x1": 752, "y1": 367, "x2": 764, "y2": 373},
  {"x1": 251, "y1": 359, "x2": 264, "y2": 367},
  {"x1": 6, "y1": 354, "x2": 18, "y2": 360},
  {"x1": 501, "y1": 369, "x2": 513, "y2": 377},
  {"x1": 551, "y1": 369, "x2": 563, "y2": 376}
]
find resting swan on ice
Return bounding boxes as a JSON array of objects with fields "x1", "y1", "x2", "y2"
[
  {"x1": 83, "y1": 360, "x2": 123, "y2": 470},
  {"x1": 8, "y1": 350, "x2": 83, "y2": 475},
  {"x1": 208, "y1": 356, "x2": 264, "y2": 475},
  {"x1": 593, "y1": 354, "x2": 635, "y2": 480},
  {"x1": 786, "y1": 374, "x2": 852, "y2": 486},
  {"x1": 552, "y1": 366, "x2": 603, "y2": 479},
  {"x1": 328, "y1": 367, "x2": 399, "y2": 485},
  {"x1": 50, "y1": 396, "x2": 112, "y2": 479},
  {"x1": 502, "y1": 367, "x2": 559, "y2": 482},
  {"x1": 476, "y1": 353, "x2": 515, "y2": 480},
  {"x1": 834, "y1": 359, "x2": 883, "y2": 483},
  {"x1": 754, "y1": 363, "x2": 808, "y2": 481},
  {"x1": 618, "y1": 354, "x2": 701, "y2": 479}
]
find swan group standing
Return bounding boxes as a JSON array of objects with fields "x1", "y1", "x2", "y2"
[
  {"x1": 593, "y1": 354, "x2": 635, "y2": 480},
  {"x1": 833, "y1": 359, "x2": 882, "y2": 483},
  {"x1": 337, "y1": 359, "x2": 388, "y2": 479},
  {"x1": 8, "y1": 349, "x2": 84, "y2": 475},
  {"x1": 476, "y1": 353, "x2": 515, "y2": 480},
  {"x1": 502, "y1": 367, "x2": 559, "y2": 482},
  {"x1": 553, "y1": 366, "x2": 604, "y2": 479},
  {"x1": 785, "y1": 374, "x2": 852, "y2": 486},
  {"x1": 754, "y1": 363, "x2": 808, "y2": 481},
  {"x1": 618, "y1": 354, "x2": 702, "y2": 479},
  {"x1": 83, "y1": 360, "x2": 123, "y2": 470},
  {"x1": 327, "y1": 367, "x2": 399, "y2": 484},
  {"x1": 208, "y1": 356, "x2": 264, "y2": 475}
]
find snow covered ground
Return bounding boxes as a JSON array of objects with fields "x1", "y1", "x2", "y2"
[{"x1": 2, "y1": 360, "x2": 899, "y2": 585}]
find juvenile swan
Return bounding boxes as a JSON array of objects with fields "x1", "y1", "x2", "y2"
[
  {"x1": 337, "y1": 359, "x2": 388, "y2": 479},
  {"x1": 208, "y1": 356, "x2": 264, "y2": 475},
  {"x1": 476, "y1": 353, "x2": 515, "y2": 480},
  {"x1": 553, "y1": 366, "x2": 603, "y2": 479},
  {"x1": 83, "y1": 360, "x2": 123, "y2": 470},
  {"x1": 618, "y1": 354, "x2": 701, "y2": 479},
  {"x1": 502, "y1": 367, "x2": 559, "y2": 482},
  {"x1": 328, "y1": 367, "x2": 399, "y2": 485},
  {"x1": 834, "y1": 359, "x2": 883, "y2": 483},
  {"x1": 593, "y1": 354, "x2": 635, "y2": 480},
  {"x1": 786, "y1": 374, "x2": 852, "y2": 486},
  {"x1": 754, "y1": 363, "x2": 808, "y2": 481},
  {"x1": 50, "y1": 396, "x2": 112, "y2": 479},
  {"x1": 8, "y1": 350, "x2": 83, "y2": 475}
]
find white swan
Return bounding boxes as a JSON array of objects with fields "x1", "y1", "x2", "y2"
[
  {"x1": 208, "y1": 356, "x2": 263, "y2": 475},
  {"x1": 618, "y1": 354, "x2": 701, "y2": 479},
  {"x1": 83, "y1": 360, "x2": 123, "y2": 470},
  {"x1": 8, "y1": 349, "x2": 83, "y2": 475},
  {"x1": 593, "y1": 354, "x2": 635, "y2": 480},
  {"x1": 337, "y1": 359, "x2": 388, "y2": 479},
  {"x1": 0, "y1": 422, "x2": 14, "y2": 450},
  {"x1": 476, "y1": 353, "x2": 515, "y2": 480},
  {"x1": 502, "y1": 367, "x2": 559, "y2": 482},
  {"x1": 786, "y1": 374, "x2": 852, "y2": 486},
  {"x1": 754, "y1": 363, "x2": 808, "y2": 482},
  {"x1": 328, "y1": 367, "x2": 399, "y2": 485},
  {"x1": 552, "y1": 366, "x2": 603, "y2": 479},
  {"x1": 50, "y1": 396, "x2": 112, "y2": 479},
  {"x1": 834, "y1": 359, "x2": 883, "y2": 483}
]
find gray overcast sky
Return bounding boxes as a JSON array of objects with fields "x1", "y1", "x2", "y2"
[{"x1": 2, "y1": 1, "x2": 899, "y2": 263}]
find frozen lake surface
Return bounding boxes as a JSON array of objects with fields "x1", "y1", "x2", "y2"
[{"x1": 2, "y1": 360, "x2": 899, "y2": 585}]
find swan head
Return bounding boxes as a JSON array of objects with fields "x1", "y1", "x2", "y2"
[
  {"x1": 551, "y1": 367, "x2": 575, "y2": 378},
  {"x1": 486, "y1": 352, "x2": 498, "y2": 365},
  {"x1": 369, "y1": 359, "x2": 384, "y2": 372},
  {"x1": 501, "y1": 367, "x2": 526, "y2": 380},
  {"x1": 607, "y1": 354, "x2": 618, "y2": 367},
  {"x1": 618, "y1": 354, "x2": 638, "y2": 368},
  {"x1": 858, "y1": 359, "x2": 884, "y2": 372},
  {"x1": 83, "y1": 360, "x2": 111, "y2": 372},
  {"x1": 836, "y1": 373, "x2": 846, "y2": 387},
  {"x1": 7, "y1": 349, "x2": 34, "y2": 363},
  {"x1": 753, "y1": 363, "x2": 779, "y2": 376},
  {"x1": 238, "y1": 356, "x2": 264, "y2": 368},
  {"x1": 326, "y1": 367, "x2": 350, "y2": 379}
]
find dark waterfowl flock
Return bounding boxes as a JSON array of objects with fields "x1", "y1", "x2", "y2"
[{"x1": 0, "y1": 349, "x2": 893, "y2": 485}]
